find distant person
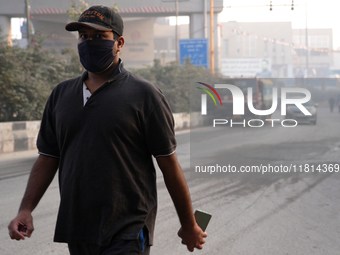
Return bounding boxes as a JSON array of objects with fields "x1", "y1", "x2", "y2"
[
  {"x1": 329, "y1": 96, "x2": 335, "y2": 112},
  {"x1": 295, "y1": 68, "x2": 304, "y2": 78},
  {"x1": 256, "y1": 59, "x2": 272, "y2": 77}
]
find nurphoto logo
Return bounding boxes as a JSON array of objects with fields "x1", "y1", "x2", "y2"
[{"x1": 197, "y1": 82, "x2": 312, "y2": 128}]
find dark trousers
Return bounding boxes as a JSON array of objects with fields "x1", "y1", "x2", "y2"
[
  {"x1": 68, "y1": 239, "x2": 150, "y2": 255},
  {"x1": 68, "y1": 229, "x2": 150, "y2": 255}
]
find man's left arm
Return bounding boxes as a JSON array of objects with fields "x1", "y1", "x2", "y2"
[{"x1": 156, "y1": 152, "x2": 207, "y2": 252}]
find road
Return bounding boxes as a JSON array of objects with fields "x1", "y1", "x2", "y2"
[{"x1": 1, "y1": 106, "x2": 339, "y2": 254}]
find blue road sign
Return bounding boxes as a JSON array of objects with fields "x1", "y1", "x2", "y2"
[{"x1": 179, "y1": 38, "x2": 208, "y2": 69}]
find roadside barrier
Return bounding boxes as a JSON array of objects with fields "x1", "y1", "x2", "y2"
[
  {"x1": 0, "y1": 113, "x2": 202, "y2": 154},
  {"x1": 0, "y1": 121, "x2": 41, "y2": 154}
]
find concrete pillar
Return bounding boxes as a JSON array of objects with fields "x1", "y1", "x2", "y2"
[
  {"x1": 189, "y1": 12, "x2": 220, "y2": 73},
  {"x1": 0, "y1": 15, "x2": 12, "y2": 45},
  {"x1": 189, "y1": 13, "x2": 205, "y2": 38}
]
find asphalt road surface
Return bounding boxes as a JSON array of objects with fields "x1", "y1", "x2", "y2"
[{"x1": 1, "y1": 106, "x2": 339, "y2": 255}]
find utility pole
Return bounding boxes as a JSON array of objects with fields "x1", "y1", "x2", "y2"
[
  {"x1": 175, "y1": 0, "x2": 179, "y2": 63},
  {"x1": 25, "y1": 0, "x2": 31, "y2": 47},
  {"x1": 210, "y1": 0, "x2": 214, "y2": 74},
  {"x1": 305, "y1": 1, "x2": 309, "y2": 78},
  {"x1": 162, "y1": 0, "x2": 188, "y2": 63}
]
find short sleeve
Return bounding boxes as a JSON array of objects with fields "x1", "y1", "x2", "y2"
[
  {"x1": 36, "y1": 95, "x2": 60, "y2": 158},
  {"x1": 144, "y1": 96, "x2": 177, "y2": 157}
]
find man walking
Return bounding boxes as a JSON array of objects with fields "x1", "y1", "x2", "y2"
[{"x1": 8, "y1": 6, "x2": 207, "y2": 254}]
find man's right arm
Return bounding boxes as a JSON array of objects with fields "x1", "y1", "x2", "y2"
[{"x1": 8, "y1": 155, "x2": 59, "y2": 240}]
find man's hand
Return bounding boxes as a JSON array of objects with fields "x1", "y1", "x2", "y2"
[
  {"x1": 8, "y1": 154, "x2": 58, "y2": 241},
  {"x1": 157, "y1": 153, "x2": 208, "y2": 252},
  {"x1": 8, "y1": 210, "x2": 34, "y2": 240},
  {"x1": 178, "y1": 223, "x2": 208, "y2": 252}
]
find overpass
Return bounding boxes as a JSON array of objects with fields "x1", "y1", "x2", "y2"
[{"x1": 0, "y1": 0, "x2": 223, "y2": 69}]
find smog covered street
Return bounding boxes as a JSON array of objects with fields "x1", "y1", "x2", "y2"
[{"x1": 0, "y1": 106, "x2": 339, "y2": 254}]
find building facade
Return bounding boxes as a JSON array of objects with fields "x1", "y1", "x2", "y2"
[
  {"x1": 220, "y1": 21, "x2": 294, "y2": 78},
  {"x1": 220, "y1": 21, "x2": 334, "y2": 78},
  {"x1": 292, "y1": 28, "x2": 333, "y2": 78}
]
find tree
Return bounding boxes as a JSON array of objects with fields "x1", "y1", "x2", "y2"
[
  {"x1": 0, "y1": 33, "x2": 83, "y2": 121},
  {"x1": 132, "y1": 59, "x2": 220, "y2": 113},
  {"x1": 67, "y1": 0, "x2": 118, "y2": 21}
]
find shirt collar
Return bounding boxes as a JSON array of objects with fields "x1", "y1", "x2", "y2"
[{"x1": 81, "y1": 58, "x2": 123, "y2": 82}]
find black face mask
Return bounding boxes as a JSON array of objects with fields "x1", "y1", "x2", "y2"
[{"x1": 78, "y1": 39, "x2": 117, "y2": 73}]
